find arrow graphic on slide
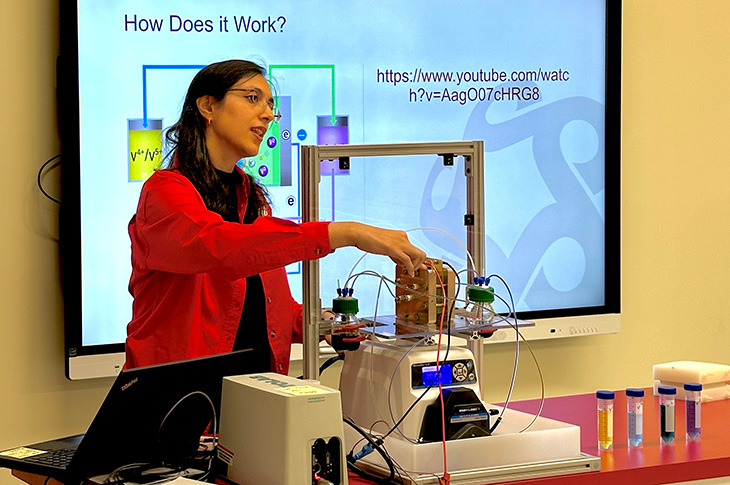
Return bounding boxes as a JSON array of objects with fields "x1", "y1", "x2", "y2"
[
  {"x1": 269, "y1": 64, "x2": 337, "y2": 125},
  {"x1": 141, "y1": 64, "x2": 206, "y2": 127}
]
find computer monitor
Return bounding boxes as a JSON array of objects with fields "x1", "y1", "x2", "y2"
[{"x1": 59, "y1": 0, "x2": 620, "y2": 379}]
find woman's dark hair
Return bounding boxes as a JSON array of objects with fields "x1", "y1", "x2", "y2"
[{"x1": 163, "y1": 59, "x2": 270, "y2": 216}]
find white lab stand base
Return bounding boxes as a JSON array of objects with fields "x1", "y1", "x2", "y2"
[{"x1": 346, "y1": 406, "x2": 599, "y2": 484}]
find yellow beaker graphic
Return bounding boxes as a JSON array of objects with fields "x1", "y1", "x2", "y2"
[{"x1": 128, "y1": 118, "x2": 163, "y2": 182}]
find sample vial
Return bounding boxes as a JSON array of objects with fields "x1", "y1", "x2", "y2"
[
  {"x1": 596, "y1": 390, "x2": 615, "y2": 450},
  {"x1": 626, "y1": 388, "x2": 644, "y2": 448},
  {"x1": 658, "y1": 385, "x2": 676, "y2": 445},
  {"x1": 684, "y1": 382, "x2": 702, "y2": 441}
]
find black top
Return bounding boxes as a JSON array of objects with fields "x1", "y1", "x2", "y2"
[{"x1": 214, "y1": 168, "x2": 271, "y2": 367}]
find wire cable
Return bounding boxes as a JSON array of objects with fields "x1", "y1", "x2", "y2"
[
  {"x1": 97, "y1": 392, "x2": 217, "y2": 484},
  {"x1": 343, "y1": 416, "x2": 400, "y2": 484},
  {"x1": 411, "y1": 226, "x2": 478, "y2": 275},
  {"x1": 340, "y1": 265, "x2": 459, "y2": 442},
  {"x1": 431, "y1": 265, "x2": 450, "y2": 483},
  {"x1": 366, "y1": 275, "x2": 395, "y2": 426},
  {"x1": 158, "y1": 391, "x2": 217, "y2": 480},
  {"x1": 484, "y1": 274, "x2": 545, "y2": 433},
  {"x1": 380, "y1": 263, "x2": 459, "y2": 443},
  {"x1": 37, "y1": 154, "x2": 62, "y2": 204},
  {"x1": 386, "y1": 336, "x2": 430, "y2": 443},
  {"x1": 342, "y1": 226, "x2": 477, "y2": 293},
  {"x1": 319, "y1": 353, "x2": 345, "y2": 375},
  {"x1": 485, "y1": 275, "x2": 519, "y2": 434},
  {"x1": 514, "y1": 329, "x2": 545, "y2": 432}
]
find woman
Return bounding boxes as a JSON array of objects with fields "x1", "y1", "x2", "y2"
[{"x1": 125, "y1": 59, "x2": 426, "y2": 372}]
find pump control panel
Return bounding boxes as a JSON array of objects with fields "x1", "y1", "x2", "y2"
[{"x1": 411, "y1": 358, "x2": 477, "y2": 389}]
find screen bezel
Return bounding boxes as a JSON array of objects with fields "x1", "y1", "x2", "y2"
[
  {"x1": 483, "y1": 0, "x2": 621, "y2": 344},
  {"x1": 59, "y1": 0, "x2": 621, "y2": 379},
  {"x1": 519, "y1": 0, "x2": 621, "y2": 323}
]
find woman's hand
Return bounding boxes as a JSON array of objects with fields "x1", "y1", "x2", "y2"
[{"x1": 328, "y1": 221, "x2": 427, "y2": 276}]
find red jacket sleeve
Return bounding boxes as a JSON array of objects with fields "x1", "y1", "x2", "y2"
[{"x1": 130, "y1": 171, "x2": 332, "y2": 281}]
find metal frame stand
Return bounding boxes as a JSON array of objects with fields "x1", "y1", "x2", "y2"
[{"x1": 300, "y1": 141, "x2": 485, "y2": 387}]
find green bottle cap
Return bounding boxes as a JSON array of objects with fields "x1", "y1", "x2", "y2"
[
  {"x1": 467, "y1": 285, "x2": 495, "y2": 303},
  {"x1": 332, "y1": 296, "x2": 359, "y2": 314}
]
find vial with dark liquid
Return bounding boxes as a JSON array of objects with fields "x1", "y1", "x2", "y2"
[
  {"x1": 658, "y1": 385, "x2": 676, "y2": 445},
  {"x1": 684, "y1": 382, "x2": 702, "y2": 441}
]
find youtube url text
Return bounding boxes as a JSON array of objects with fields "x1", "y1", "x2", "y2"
[{"x1": 377, "y1": 67, "x2": 570, "y2": 104}]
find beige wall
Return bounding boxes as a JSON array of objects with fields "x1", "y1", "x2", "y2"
[
  {"x1": 0, "y1": 2, "x2": 117, "y2": 485},
  {"x1": 2, "y1": 1, "x2": 730, "y2": 484},
  {"x1": 480, "y1": 1, "x2": 730, "y2": 402}
]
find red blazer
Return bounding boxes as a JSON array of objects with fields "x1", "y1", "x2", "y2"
[{"x1": 125, "y1": 168, "x2": 331, "y2": 372}]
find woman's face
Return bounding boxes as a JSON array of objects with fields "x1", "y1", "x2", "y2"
[{"x1": 201, "y1": 74, "x2": 276, "y2": 171}]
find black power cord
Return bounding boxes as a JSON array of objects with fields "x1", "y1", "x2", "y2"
[
  {"x1": 343, "y1": 415, "x2": 402, "y2": 484},
  {"x1": 37, "y1": 154, "x2": 62, "y2": 204},
  {"x1": 296, "y1": 353, "x2": 345, "y2": 380}
]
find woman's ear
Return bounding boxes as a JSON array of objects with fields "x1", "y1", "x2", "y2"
[{"x1": 196, "y1": 95, "x2": 216, "y2": 121}]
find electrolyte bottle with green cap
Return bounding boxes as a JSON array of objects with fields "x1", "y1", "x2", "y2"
[
  {"x1": 330, "y1": 291, "x2": 365, "y2": 351},
  {"x1": 464, "y1": 278, "x2": 496, "y2": 332}
]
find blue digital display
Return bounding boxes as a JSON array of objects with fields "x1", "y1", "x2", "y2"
[{"x1": 422, "y1": 364, "x2": 452, "y2": 386}]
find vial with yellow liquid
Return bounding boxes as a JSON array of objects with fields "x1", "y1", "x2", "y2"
[{"x1": 596, "y1": 390, "x2": 615, "y2": 450}]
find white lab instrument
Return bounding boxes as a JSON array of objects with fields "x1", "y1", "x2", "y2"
[{"x1": 218, "y1": 373, "x2": 348, "y2": 485}]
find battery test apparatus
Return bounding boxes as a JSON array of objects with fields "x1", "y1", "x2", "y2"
[
  {"x1": 217, "y1": 142, "x2": 599, "y2": 485},
  {"x1": 336, "y1": 261, "x2": 594, "y2": 483}
]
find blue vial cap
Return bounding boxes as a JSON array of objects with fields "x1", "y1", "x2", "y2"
[
  {"x1": 596, "y1": 390, "x2": 614, "y2": 399},
  {"x1": 658, "y1": 385, "x2": 677, "y2": 395},
  {"x1": 684, "y1": 382, "x2": 702, "y2": 391},
  {"x1": 626, "y1": 388, "x2": 644, "y2": 397}
]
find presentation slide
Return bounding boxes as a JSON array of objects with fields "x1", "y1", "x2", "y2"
[{"x1": 76, "y1": 0, "x2": 607, "y2": 346}]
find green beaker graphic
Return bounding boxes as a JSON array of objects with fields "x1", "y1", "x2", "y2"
[{"x1": 128, "y1": 119, "x2": 163, "y2": 182}]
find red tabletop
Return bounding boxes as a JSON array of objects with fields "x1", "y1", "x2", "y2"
[{"x1": 349, "y1": 388, "x2": 730, "y2": 484}]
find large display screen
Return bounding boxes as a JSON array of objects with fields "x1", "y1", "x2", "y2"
[{"x1": 60, "y1": 0, "x2": 620, "y2": 378}]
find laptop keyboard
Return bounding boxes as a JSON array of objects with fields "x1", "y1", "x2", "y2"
[{"x1": 23, "y1": 449, "x2": 75, "y2": 467}]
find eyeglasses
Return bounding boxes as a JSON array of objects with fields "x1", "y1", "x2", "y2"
[{"x1": 227, "y1": 88, "x2": 282, "y2": 124}]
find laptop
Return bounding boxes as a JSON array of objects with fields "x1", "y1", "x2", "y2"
[{"x1": 0, "y1": 350, "x2": 262, "y2": 485}]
